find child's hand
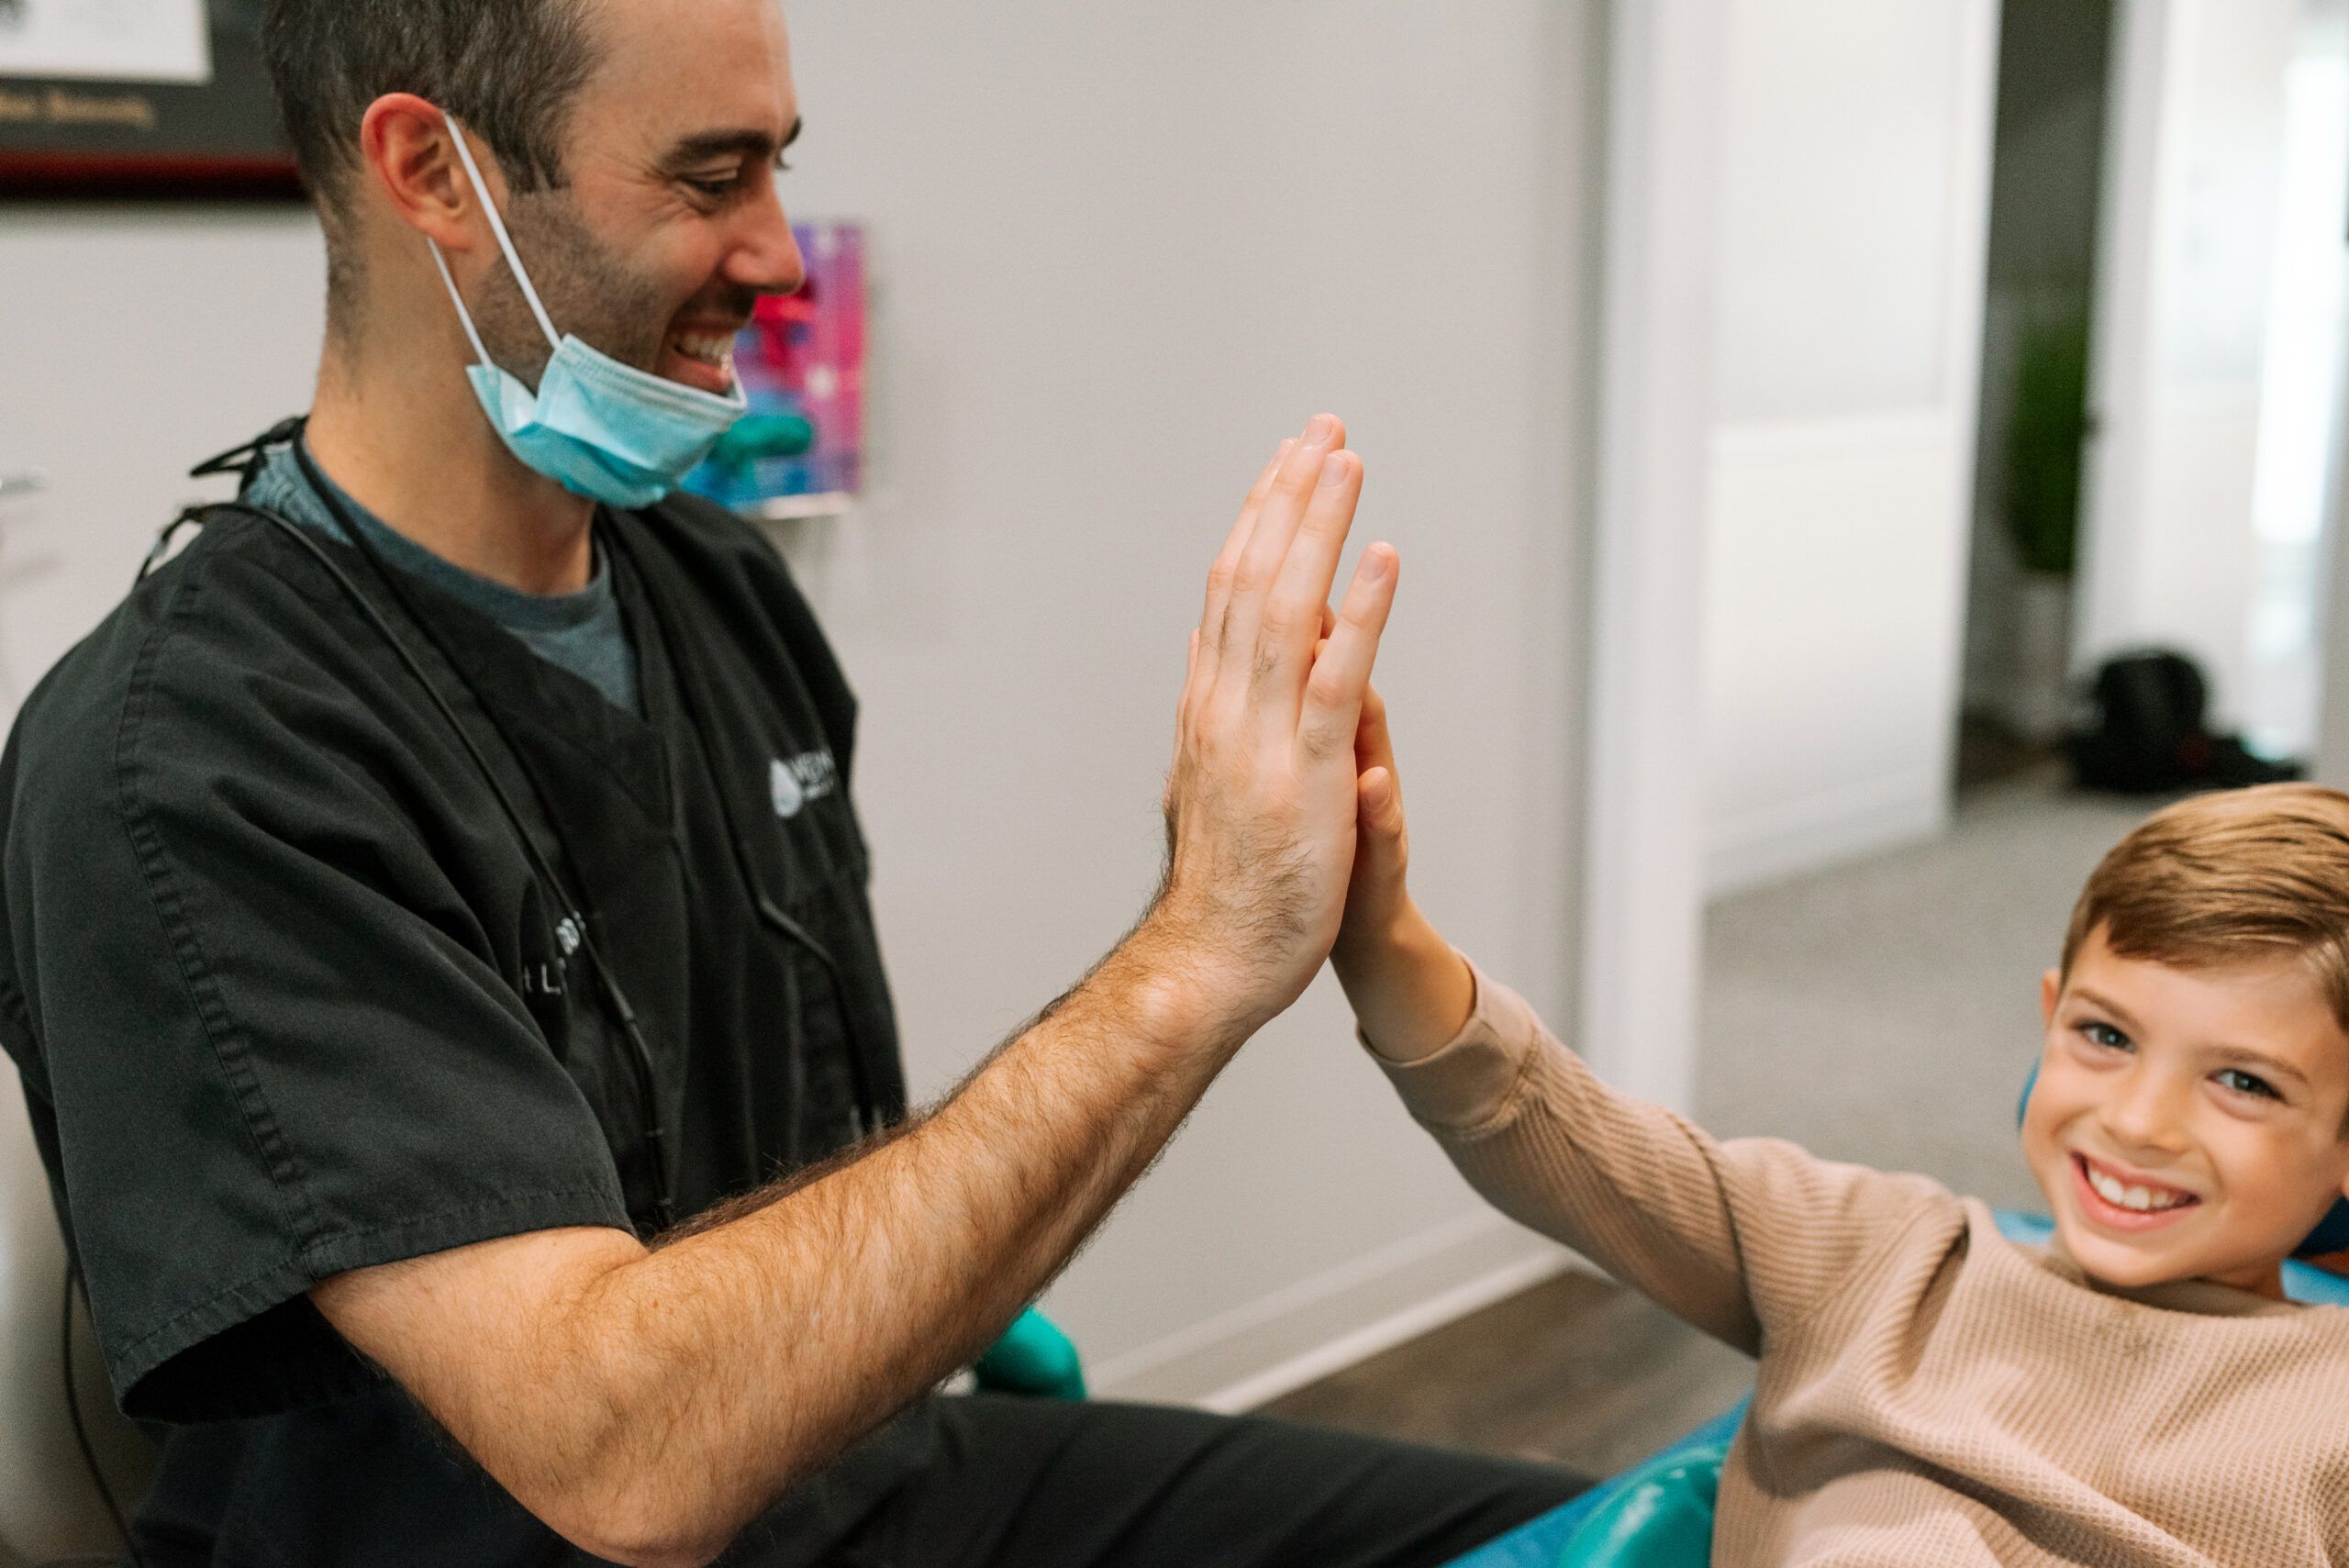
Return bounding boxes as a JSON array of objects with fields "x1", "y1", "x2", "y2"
[
  {"x1": 1329, "y1": 678, "x2": 1475, "y2": 1062},
  {"x1": 1341, "y1": 683, "x2": 1410, "y2": 942}
]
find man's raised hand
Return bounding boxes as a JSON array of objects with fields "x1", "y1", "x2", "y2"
[{"x1": 1148, "y1": 414, "x2": 1398, "y2": 1039}]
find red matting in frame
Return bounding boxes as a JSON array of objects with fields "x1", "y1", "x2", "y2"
[{"x1": 0, "y1": 146, "x2": 299, "y2": 200}]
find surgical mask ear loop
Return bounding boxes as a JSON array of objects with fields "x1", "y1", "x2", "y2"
[
  {"x1": 427, "y1": 244, "x2": 499, "y2": 370},
  {"x1": 429, "y1": 110, "x2": 562, "y2": 360}
]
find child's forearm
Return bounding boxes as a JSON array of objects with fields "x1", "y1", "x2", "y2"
[{"x1": 1330, "y1": 898, "x2": 1475, "y2": 1062}]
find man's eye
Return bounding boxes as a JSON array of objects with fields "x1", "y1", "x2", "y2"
[
  {"x1": 2080, "y1": 1022, "x2": 2131, "y2": 1051},
  {"x1": 687, "y1": 177, "x2": 740, "y2": 197},
  {"x1": 2216, "y1": 1068, "x2": 2278, "y2": 1100}
]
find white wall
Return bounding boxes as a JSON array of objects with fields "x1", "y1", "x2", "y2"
[
  {"x1": 2241, "y1": 4, "x2": 2349, "y2": 760},
  {"x1": 2320, "y1": 242, "x2": 2349, "y2": 784},
  {"x1": 0, "y1": 209, "x2": 328, "y2": 1561},
  {"x1": 775, "y1": 0, "x2": 1606, "y2": 1404},
  {"x1": 2076, "y1": 0, "x2": 2298, "y2": 728},
  {"x1": 1700, "y1": 0, "x2": 2002, "y2": 893},
  {"x1": 2308, "y1": 0, "x2": 2349, "y2": 784},
  {"x1": 1578, "y1": 0, "x2": 1726, "y2": 1118},
  {"x1": 0, "y1": 4, "x2": 1607, "y2": 1553}
]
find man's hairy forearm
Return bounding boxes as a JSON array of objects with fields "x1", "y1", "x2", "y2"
[
  {"x1": 316, "y1": 418, "x2": 1388, "y2": 1568},
  {"x1": 478, "y1": 922, "x2": 1243, "y2": 1563}
]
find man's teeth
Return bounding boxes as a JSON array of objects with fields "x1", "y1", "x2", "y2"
[
  {"x1": 672, "y1": 332, "x2": 736, "y2": 369},
  {"x1": 2086, "y1": 1163, "x2": 2193, "y2": 1212}
]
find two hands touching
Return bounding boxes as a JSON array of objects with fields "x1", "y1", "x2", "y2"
[
  {"x1": 303, "y1": 413, "x2": 1484, "y2": 1568},
  {"x1": 1146, "y1": 412, "x2": 1475, "y2": 1066}
]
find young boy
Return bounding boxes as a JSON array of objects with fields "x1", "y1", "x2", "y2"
[{"x1": 1332, "y1": 705, "x2": 2349, "y2": 1563}]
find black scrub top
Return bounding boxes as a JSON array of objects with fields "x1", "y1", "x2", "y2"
[{"x1": 0, "y1": 479, "x2": 914, "y2": 1562}]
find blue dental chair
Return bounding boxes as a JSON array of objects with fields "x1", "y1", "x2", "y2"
[{"x1": 1441, "y1": 1073, "x2": 2349, "y2": 1568}]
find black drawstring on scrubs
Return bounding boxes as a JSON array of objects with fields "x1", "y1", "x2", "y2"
[
  {"x1": 169, "y1": 419, "x2": 894, "y2": 1224},
  {"x1": 601, "y1": 518, "x2": 884, "y2": 1140},
  {"x1": 169, "y1": 424, "x2": 686, "y2": 1230}
]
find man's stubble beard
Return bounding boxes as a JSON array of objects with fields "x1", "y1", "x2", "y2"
[{"x1": 462, "y1": 187, "x2": 681, "y2": 391}]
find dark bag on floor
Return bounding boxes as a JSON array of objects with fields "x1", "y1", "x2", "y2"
[{"x1": 2065, "y1": 649, "x2": 2299, "y2": 794}]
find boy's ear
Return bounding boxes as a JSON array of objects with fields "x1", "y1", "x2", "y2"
[{"x1": 2040, "y1": 969, "x2": 2062, "y2": 1029}]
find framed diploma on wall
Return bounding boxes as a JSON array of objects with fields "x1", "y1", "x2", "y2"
[{"x1": 0, "y1": 0, "x2": 299, "y2": 198}]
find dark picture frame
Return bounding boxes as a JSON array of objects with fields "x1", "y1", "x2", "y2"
[{"x1": 0, "y1": 0, "x2": 300, "y2": 199}]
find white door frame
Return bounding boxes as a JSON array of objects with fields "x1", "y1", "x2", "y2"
[{"x1": 1576, "y1": 0, "x2": 1727, "y2": 1112}]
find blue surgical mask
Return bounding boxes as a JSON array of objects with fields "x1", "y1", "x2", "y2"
[{"x1": 429, "y1": 113, "x2": 747, "y2": 509}]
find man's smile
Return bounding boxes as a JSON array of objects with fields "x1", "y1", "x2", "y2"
[{"x1": 662, "y1": 318, "x2": 746, "y2": 393}]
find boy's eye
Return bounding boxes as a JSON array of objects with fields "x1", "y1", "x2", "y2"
[
  {"x1": 2215, "y1": 1068, "x2": 2279, "y2": 1100},
  {"x1": 2080, "y1": 1021, "x2": 2131, "y2": 1051}
]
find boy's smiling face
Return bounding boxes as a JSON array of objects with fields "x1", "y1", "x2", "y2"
[{"x1": 2022, "y1": 924, "x2": 2349, "y2": 1298}]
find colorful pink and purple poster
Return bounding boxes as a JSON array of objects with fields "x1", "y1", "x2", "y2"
[{"x1": 686, "y1": 220, "x2": 865, "y2": 513}]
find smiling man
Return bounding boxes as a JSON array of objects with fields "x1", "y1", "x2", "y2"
[{"x1": 0, "y1": 2, "x2": 1588, "y2": 1565}]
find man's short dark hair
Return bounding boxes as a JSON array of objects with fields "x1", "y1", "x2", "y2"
[{"x1": 261, "y1": 0, "x2": 599, "y2": 226}]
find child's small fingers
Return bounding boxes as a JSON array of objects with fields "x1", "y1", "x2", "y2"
[{"x1": 1359, "y1": 767, "x2": 1401, "y2": 834}]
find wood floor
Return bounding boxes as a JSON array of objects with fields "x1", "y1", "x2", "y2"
[{"x1": 1259, "y1": 1266, "x2": 1754, "y2": 1480}]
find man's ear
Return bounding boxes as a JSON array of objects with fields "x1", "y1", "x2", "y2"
[
  {"x1": 357, "y1": 92, "x2": 492, "y2": 252},
  {"x1": 2040, "y1": 968, "x2": 2062, "y2": 1029}
]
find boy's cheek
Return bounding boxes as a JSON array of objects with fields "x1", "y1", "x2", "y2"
[
  {"x1": 2207, "y1": 1128, "x2": 2340, "y2": 1241},
  {"x1": 2018, "y1": 1072, "x2": 2079, "y2": 1165}
]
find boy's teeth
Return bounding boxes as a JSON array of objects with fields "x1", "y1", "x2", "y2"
[{"x1": 2087, "y1": 1163, "x2": 2190, "y2": 1212}]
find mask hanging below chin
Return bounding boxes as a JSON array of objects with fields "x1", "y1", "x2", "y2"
[{"x1": 429, "y1": 110, "x2": 748, "y2": 510}]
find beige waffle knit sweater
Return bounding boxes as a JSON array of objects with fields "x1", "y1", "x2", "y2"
[{"x1": 1371, "y1": 962, "x2": 2349, "y2": 1566}]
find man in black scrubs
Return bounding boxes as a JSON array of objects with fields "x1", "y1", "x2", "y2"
[{"x1": 0, "y1": 2, "x2": 1584, "y2": 1563}]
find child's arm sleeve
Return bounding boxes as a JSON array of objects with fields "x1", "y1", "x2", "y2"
[{"x1": 1367, "y1": 959, "x2": 1947, "y2": 1355}]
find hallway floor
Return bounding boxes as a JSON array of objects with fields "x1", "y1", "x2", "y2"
[{"x1": 1264, "y1": 773, "x2": 2156, "y2": 1471}]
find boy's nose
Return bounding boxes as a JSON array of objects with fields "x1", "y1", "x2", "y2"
[{"x1": 2099, "y1": 1071, "x2": 2193, "y2": 1158}]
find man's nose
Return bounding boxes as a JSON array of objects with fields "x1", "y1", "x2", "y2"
[{"x1": 729, "y1": 180, "x2": 807, "y2": 297}]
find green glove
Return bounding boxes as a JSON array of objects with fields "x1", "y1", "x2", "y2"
[
  {"x1": 973, "y1": 1306, "x2": 1086, "y2": 1399},
  {"x1": 707, "y1": 412, "x2": 817, "y2": 471}
]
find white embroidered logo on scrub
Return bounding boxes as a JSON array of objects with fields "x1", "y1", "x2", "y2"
[
  {"x1": 526, "y1": 913, "x2": 586, "y2": 998},
  {"x1": 770, "y1": 751, "x2": 839, "y2": 820}
]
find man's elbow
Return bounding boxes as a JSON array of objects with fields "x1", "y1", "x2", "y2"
[
  {"x1": 537, "y1": 1481, "x2": 743, "y2": 1568},
  {"x1": 527, "y1": 1425, "x2": 826, "y2": 1568}
]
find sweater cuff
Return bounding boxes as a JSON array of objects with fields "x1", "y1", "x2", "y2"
[{"x1": 1362, "y1": 957, "x2": 1547, "y2": 1132}]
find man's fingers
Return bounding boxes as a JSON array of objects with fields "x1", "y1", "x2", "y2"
[
  {"x1": 1198, "y1": 440, "x2": 1294, "y2": 684},
  {"x1": 1298, "y1": 545, "x2": 1398, "y2": 762},
  {"x1": 1218, "y1": 415, "x2": 1346, "y2": 668},
  {"x1": 1254, "y1": 449, "x2": 1364, "y2": 705},
  {"x1": 1177, "y1": 627, "x2": 1200, "y2": 733}
]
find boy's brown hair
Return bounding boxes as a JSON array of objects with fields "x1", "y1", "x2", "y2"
[{"x1": 2064, "y1": 784, "x2": 2349, "y2": 1035}]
